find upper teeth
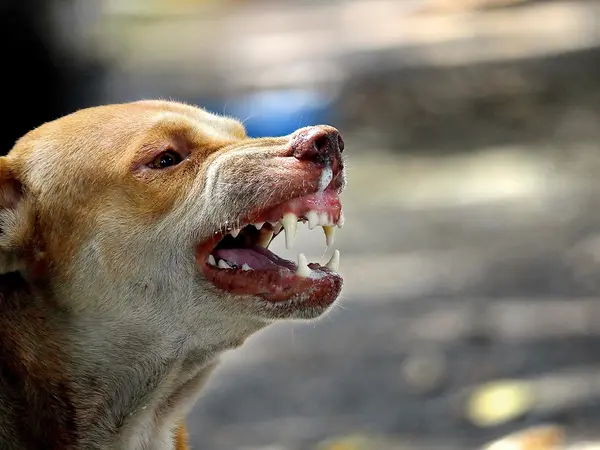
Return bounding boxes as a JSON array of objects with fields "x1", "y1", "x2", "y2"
[
  {"x1": 225, "y1": 210, "x2": 341, "y2": 246},
  {"x1": 323, "y1": 226, "x2": 335, "y2": 247},
  {"x1": 305, "y1": 211, "x2": 319, "y2": 230},
  {"x1": 282, "y1": 213, "x2": 298, "y2": 249},
  {"x1": 319, "y1": 213, "x2": 329, "y2": 225},
  {"x1": 279, "y1": 210, "x2": 339, "y2": 250}
]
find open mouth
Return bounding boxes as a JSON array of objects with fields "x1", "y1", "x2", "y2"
[{"x1": 195, "y1": 189, "x2": 343, "y2": 305}]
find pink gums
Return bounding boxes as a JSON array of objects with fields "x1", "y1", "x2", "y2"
[{"x1": 248, "y1": 189, "x2": 341, "y2": 223}]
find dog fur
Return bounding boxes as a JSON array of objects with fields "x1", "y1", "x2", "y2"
[{"x1": 0, "y1": 100, "x2": 345, "y2": 449}]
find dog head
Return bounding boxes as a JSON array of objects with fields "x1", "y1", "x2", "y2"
[{"x1": 0, "y1": 100, "x2": 345, "y2": 341}]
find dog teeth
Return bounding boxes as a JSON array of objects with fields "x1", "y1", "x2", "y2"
[
  {"x1": 323, "y1": 226, "x2": 335, "y2": 247},
  {"x1": 258, "y1": 229, "x2": 274, "y2": 248},
  {"x1": 217, "y1": 260, "x2": 231, "y2": 269},
  {"x1": 214, "y1": 209, "x2": 343, "y2": 271},
  {"x1": 305, "y1": 211, "x2": 319, "y2": 230},
  {"x1": 279, "y1": 209, "x2": 341, "y2": 250},
  {"x1": 319, "y1": 213, "x2": 330, "y2": 226},
  {"x1": 282, "y1": 213, "x2": 298, "y2": 249},
  {"x1": 295, "y1": 253, "x2": 311, "y2": 278},
  {"x1": 325, "y1": 249, "x2": 340, "y2": 271},
  {"x1": 301, "y1": 210, "x2": 341, "y2": 229}
]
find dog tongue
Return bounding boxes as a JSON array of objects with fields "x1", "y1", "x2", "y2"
[{"x1": 212, "y1": 246, "x2": 296, "y2": 271}]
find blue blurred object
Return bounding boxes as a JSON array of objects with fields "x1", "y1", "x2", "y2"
[{"x1": 205, "y1": 89, "x2": 334, "y2": 138}]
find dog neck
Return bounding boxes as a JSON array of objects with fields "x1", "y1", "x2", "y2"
[{"x1": 0, "y1": 271, "x2": 263, "y2": 449}]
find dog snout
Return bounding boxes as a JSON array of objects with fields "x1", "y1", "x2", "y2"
[{"x1": 290, "y1": 126, "x2": 344, "y2": 165}]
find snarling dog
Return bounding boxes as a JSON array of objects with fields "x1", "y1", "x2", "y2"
[{"x1": 0, "y1": 100, "x2": 345, "y2": 449}]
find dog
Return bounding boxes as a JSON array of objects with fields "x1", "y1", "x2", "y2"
[{"x1": 0, "y1": 100, "x2": 345, "y2": 449}]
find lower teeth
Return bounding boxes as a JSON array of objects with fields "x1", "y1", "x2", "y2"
[
  {"x1": 217, "y1": 260, "x2": 231, "y2": 269},
  {"x1": 206, "y1": 251, "x2": 340, "y2": 274},
  {"x1": 208, "y1": 257, "x2": 253, "y2": 271},
  {"x1": 295, "y1": 253, "x2": 311, "y2": 278}
]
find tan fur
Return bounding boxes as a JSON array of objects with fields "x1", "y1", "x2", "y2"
[
  {"x1": 173, "y1": 425, "x2": 188, "y2": 450},
  {"x1": 0, "y1": 100, "x2": 346, "y2": 449}
]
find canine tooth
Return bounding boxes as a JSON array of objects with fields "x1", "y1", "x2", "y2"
[
  {"x1": 253, "y1": 222, "x2": 265, "y2": 230},
  {"x1": 323, "y1": 226, "x2": 335, "y2": 247},
  {"x1": 230, "y1": 228, "x2": 240, "y2": 238},
  {"x1": 325, "y1": 249, "x2": 340, "y2": 271},
  {"x1": 217, "y1": 260, "x2": 231, "y2": 269},
  {"x1": 296, "y1": 253, "x2": 311, "y2": 278},
  {"x1": 282, "y1": 213, "x2": 298, "y2": 249},
  {"x1": 208, "y1": 255, "x2": 217, "y2": 266},
  {"x1": 258, "y1": 229, "x2": 274, "y2": 248},
  {"x1": 337, "y1": 212, "x2": 345, "y2": 228},
  {"x1": 242, "y1": 263, "x2": 252, "y2": 271},
  {"x1": 306, "y1": 210, "x2": 319, "y2": 230}
]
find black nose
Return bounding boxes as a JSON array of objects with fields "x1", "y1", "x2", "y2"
[{"x1": 290, "y1": 126, "x2": 344, "y2": 165}]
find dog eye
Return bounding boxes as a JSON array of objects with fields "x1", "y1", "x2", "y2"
[{"x1": 148, "y1": 150, "x2": 183, "y2": 169}]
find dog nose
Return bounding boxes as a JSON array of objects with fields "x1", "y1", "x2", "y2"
[{"x1": 291, "y1": 126, "x2": 344, "y2": 165}]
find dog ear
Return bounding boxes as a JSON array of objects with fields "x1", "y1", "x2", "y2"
[{"x1": 0, "y1": 157, "x2": 33, "y2": 274}]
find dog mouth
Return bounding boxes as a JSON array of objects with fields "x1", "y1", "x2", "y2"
[{"x1": 195, "y1": 188, "x2": 343, "y2": 305}]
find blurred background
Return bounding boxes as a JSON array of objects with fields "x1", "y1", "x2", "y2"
[{"x1": 4, "y1": 0, "x2": 600, "y2": 448}]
